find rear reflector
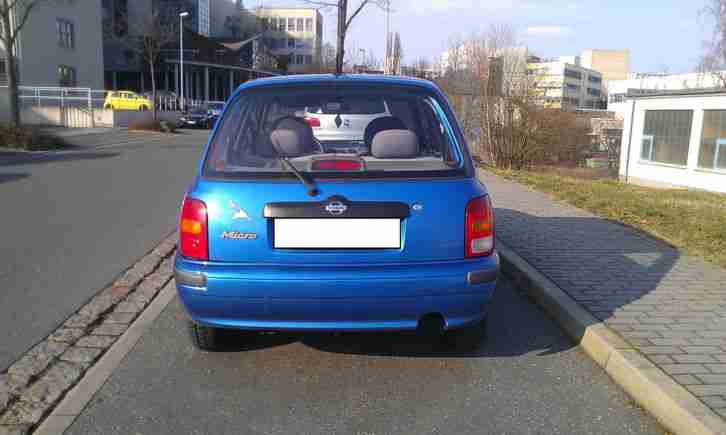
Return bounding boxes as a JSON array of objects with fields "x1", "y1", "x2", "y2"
[
  {"x1": 179, "y1": 197, "x2": 208, "y2": 261},
  {"x1": 304, "y1": 116, "x2": 321, "y2": 127},
  {"x1": 311, "y1": 159, "x2": 363, "y2": 171},
  {"x1": 465, "y1": 196, "x2": 495, "y2": 258}
]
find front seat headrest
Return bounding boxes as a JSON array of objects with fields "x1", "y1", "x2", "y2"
[
  {"x1": 371, "y1": 129, "x2": 419, "y2": 159},
  {"x1": 269, "y1": 117, "x2": 316, "y2": 157},
  {"x1": 364, "y1": 116, "x2": 407, "y2": 147}
]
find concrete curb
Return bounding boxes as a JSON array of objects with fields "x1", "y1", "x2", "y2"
[
  {"x1": 32, "y1": 282, "x2": 177, "y2": 435},
  {"x1": 497, "y1": 240, "x2": 726, "y2": 435}
]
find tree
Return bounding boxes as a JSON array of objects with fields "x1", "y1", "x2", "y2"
[
  {"x1": 701, "y1": 0, "x2": 726, "y2": 86},
  {"x1": 302, "y1": 0, "x2": 390, "y2": 74},
  {"x1": 105, "y1": 9, "x2": 176, "y2": 119},
  {"x1": 0, "y1": 0, "x2": 46, "y2": 126}
]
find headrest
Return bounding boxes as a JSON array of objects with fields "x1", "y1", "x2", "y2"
[
  {"x1": 269, "y1": 117, "x2": 315, "y2": 157},
  {"x1": 364, "y1": 116, "x2": 407, "y2": 146},
  {"x1": 371, "y1": 129, "x2": 419, "y2": 159}
]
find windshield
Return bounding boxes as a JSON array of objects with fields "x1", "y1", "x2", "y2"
[{"x1": 204, "y1": 85, "x2": 463, "y2": 178}]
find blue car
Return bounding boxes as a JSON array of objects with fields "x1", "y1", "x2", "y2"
[{"x1": 175, "y1": 74, "x2": 499, "y2": 351}]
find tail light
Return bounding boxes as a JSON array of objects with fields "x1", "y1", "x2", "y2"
[
  {"x1": 304, "y1": 116, "x2": 321, "y2": 127},
  {"x1": 311, "y1": 159, "x2": 363, "y2": 171},
  {"x1": 179, "y1": 197, "x2": 208, "y2": 261},
  {"x1": 465, "y1": 196, "x2": 495, "y2": 258}
]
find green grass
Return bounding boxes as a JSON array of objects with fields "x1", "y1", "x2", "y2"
[{"x1": 489, "y1": 168, "x2": 726, "y2": 269}]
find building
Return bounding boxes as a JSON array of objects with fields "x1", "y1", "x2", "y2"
[
  {"x1": 580, "y1": 49, "x2": 629, "y2": 91},
  {"x1": 608, "y1": 72, "x2": 724, "y2": 119},
  {"x1": 157, "y1": 0, "x2": 211, "y2": 36},
  {"x1": 619, "y1": 89, "x2": 726, "y2": 193},
  {"x1": 0, "y1": 1, "x2": 104, "y2": 88},
  {"x1": 528, "y1": 56, "x2": 604, "y2": 110},
  {"x1": 210, "y1": 0, "x2": 245, "y2": 38},
  {"x1": 255, "y1": 7, "x2": 323, "y2": 72}
]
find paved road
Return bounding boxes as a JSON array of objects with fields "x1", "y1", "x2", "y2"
[
  {"x1": 0, "y1": 130, "x2": 207, "y2": 371},
  {"x1": 67, "y1": 279, "x2": 663, "y2": 435}
]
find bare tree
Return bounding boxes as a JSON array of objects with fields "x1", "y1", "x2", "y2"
[
  {"x1": 105, "y1": 10, "x2": 176, "y2": 119},
  {"x1": 701, "y1": 0, "x2": 726, "y2": 86},
  {"x1": 0, "y1": 0, "x2": 46, "y2": 126},
  {"x1": 302, "y1": 0, "x2": 390, "y2": 74}
]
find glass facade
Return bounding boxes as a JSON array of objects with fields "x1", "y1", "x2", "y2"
[
  {"x1": 641, "y1": 110, "x2": 693, "y2": 166},
  {"x1": 699, "y1": 110, "x2": 726, "y2": 171}
]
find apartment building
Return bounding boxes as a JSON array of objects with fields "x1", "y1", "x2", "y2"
[
  {"x1": 580, "y1": 49, "x2": 629, "y2": 90},
  {"x1": 528, "y1": 56, "x2": 604, "y2": 110},
  {"x1": 156, "y1": 0, "x2": 211, "y2": 36},
  {"x1": 255, "y1": 7, "x2": 323, "y2": 72},
  {"x1": 0, "y1": 0, "x2": 104, "y2": 88}
]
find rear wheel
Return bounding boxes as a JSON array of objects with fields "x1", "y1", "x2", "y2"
[
  {"x1": 444, "y1": 317, "x2": 488, "y2": 351},
  {"x1": 188, "y1": 320, "x2": 221, "y2": 351},
  {"x1": 139, "y1": 105, "x2": 148, "y2": 112},
  {"x1": 104, "y1": 104, "x2": 112, "y2": 110}
]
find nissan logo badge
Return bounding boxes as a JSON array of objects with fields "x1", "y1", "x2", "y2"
[{"x1": 325, "y1": 201, "x2": 347, "y2": 216}]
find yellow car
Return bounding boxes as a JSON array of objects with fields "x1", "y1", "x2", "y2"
[{"x1": 103, "y1": 91, "x2": 152, "y2": 111}]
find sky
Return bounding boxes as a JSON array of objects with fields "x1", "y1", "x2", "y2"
[{"x1": 251, "y1": 0, "x2": 714, "y2": 74}]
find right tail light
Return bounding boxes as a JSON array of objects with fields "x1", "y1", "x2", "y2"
[{"x1": 465, "y1": 196, "x2": 495, "y2": 258}]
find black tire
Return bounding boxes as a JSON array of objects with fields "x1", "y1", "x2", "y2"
[
  {"x1": 188, "y1": 320, "x2": 221, "y2": 351},
  {"x1": 104, "y1": 104, "x2": 112, "y2": 110},
  {"x1": 444, "y1": 317, "x2": 488, "y2": 351}
]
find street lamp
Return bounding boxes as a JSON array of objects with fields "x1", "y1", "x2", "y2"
[{"x1": 179, "y1": 12, "x2": 190, "y2": 111}]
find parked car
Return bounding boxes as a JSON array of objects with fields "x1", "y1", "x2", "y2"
[
  {"x1": 175, "y1": 75, "x2": 498, "y2": 352},
  {"x1": 178, "y1": 106, "x2": 218, "y2": 129},
  {"x1": 103, "y1": 91, "x2": 152, "y2": 111},
  {"x1": 207, "y1": 102, "x2": 225, "y2": 118}
]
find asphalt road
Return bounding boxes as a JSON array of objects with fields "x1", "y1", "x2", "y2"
[
  {"x1": 0, "y1": 129, "x2": 207, "y2": 371},
  {"x1": 67, "y1": 279, "x2": 664, "y2": 435}
]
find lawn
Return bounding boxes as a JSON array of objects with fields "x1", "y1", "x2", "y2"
[{"x1": 489, "y1": 168, "x2": 726, "y2": 269}]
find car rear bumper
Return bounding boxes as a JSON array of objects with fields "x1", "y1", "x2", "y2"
[{"x1": 174, "y1": 253, "x2": 499, "y2": 332}]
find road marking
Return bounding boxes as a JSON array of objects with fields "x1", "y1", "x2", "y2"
[{"x1": 33, "y1": 281, "x2": 177, "y2": 435}]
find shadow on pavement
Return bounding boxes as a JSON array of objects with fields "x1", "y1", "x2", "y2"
[
  {"x1": 494, "y1": 208, "x2": 680, "y2": 323},
  {"x1": 0, "y1": 150, "x2": 120, "y2": 167},
  {"x1": 0, "y1": 172, "x2": 29, "y2": 184}
]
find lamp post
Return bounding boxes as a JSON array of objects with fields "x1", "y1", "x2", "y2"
[{"x1": 179, "y1": 12, "x2": 190, "y2": 111}]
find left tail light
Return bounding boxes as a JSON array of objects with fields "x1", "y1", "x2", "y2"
[
  {"x1": 179, "y1": 197, "x2": 208, "y2": 261},
  {"x1": 465, "y1": 196, "x2": 495, "y2": 258}
]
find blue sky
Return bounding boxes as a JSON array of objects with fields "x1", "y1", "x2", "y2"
[{"x1": 254, "y1": 0, "x2": 713, "y2": 73}]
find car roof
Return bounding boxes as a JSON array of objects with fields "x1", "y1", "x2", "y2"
[{"x1": 236, "y1": 74, "x2": 441, "y2": 94}]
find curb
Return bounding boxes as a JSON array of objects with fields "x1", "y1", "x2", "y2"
[
  {"x1": 497, "y1": 240, "x2": 726, "y2": 435},
  {"x1": 33, "y1": 282, "x2": 177, "y2": 435}
]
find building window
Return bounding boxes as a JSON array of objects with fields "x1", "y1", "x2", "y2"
[
  {"x1": 296, "y1": 18, "x2": 304, "y2": 31},
  {"x1": 57, "y1": 19, "x2": 74, "y2": 49},
  {"x1": 564, "y1": 68, "x2": 582, "y2": 80},
  {"x1": 588, "y1": 75, "x2": 602, "y2": 84},
  {"x1": 587, "y1": 88, "x2": 601, "y2": 96},
  {"x1": 296, "y1": 54, "x2": 304, "y2": 65},
  {"x1": 288, "y1": 17, "x2": 295, "y2": 31},
  {"x1": 287, "y1": 38, "x2": 296, "y2": 48},
  {"x1": 699, "y1": 110, "x2": 726, "y2": 170},
  {"x1": 58, "y1": 65, "x2": 76, "y2": 87},
  {"x1": 0, "y1": 58, "x2": 6, "y2": 85},
  {"x1": 304, "y1": 54, "x2": 312, "y2": 65},
  {"x1": 641, "y1": 110, "x2": 693, "y2": 166},
  {"x1": 261, "y1": 18, "x2": 269, "y2": 30},
  {"x1": 565, "y1": 83, "x2": 580, "y2": 93},
  {"x1": 305, "y1": 18, "x2": 313, "y2": 32}
]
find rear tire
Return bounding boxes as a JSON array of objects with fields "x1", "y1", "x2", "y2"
[
  {"x1": 444, "y1": 317, "x2": 487, "y2": 351},
  {"x1": 104, "y1": 104, "x2": 112, "y2": 110},
  {"x1": 188, "y1": 320, "x2": 220, "y2": 351}
]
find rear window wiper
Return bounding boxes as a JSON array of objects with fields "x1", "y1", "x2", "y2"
[{"x1": 278, "y1": 156, "x2": 319, "y2": 197}]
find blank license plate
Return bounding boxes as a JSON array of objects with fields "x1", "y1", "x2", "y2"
[{"x1": 274, "y1": 219, "x2": 401, "y2": 249}]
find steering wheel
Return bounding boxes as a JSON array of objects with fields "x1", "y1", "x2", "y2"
[{"x1": 268, "y1": 116, "x2": 325, "y2": 154}]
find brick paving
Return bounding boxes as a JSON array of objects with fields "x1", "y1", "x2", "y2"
[{"x1": 479, "y1": 169, "x2": 726, "y2": 420}]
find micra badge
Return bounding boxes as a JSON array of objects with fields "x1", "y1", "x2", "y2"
[
  {"x1": 229, "y1": 200, "x2": 251, "y2": 221},
  {"x1": 221, "y1": 231, "x2": 257, "y2": 240}
]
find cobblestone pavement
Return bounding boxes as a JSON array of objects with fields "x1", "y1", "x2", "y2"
[{"x1": 478, "y1": 169, "x2": 726, "y2": 420}]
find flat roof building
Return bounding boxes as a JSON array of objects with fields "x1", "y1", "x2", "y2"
[
  {"x1": 255, "y1": 7, "x2": 323, "y2": 73},
  {"x1": 528, "y1": 57, "x2": 604, "y2": 110}
]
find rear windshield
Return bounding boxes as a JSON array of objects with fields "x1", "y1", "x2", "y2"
[{"x1": 203, "y1": 85, "x2": 464, "y2": 178}]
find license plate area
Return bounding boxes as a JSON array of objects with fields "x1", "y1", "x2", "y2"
[{"x1": 273, "y1": 218, "x2": 401, "y2": 249}]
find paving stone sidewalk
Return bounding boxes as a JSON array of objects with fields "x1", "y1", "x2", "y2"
[{"x1": 478, "y1": 170, "x2": 726, "y2": 420}]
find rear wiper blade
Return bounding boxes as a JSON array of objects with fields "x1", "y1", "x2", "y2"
[{"x1": 278, "y1": 156, "x2": 319, "y2": 197}]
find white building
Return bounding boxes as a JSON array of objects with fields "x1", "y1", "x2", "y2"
[
  {"x1": 619, "y1": 89, "x2": 726, "y2": 193},
  {"x1": 528, "y1": 56, "x2": 604, "y2": 110},
  {"x1": 0, "y1": 1, "x2": 104, "y2": 89},
  {"x1": 608, "y1": 72, "x2": 724, "y2": 119},
  {"x1": 255, "y1": 7, "x2": 323, "y2": 73}
]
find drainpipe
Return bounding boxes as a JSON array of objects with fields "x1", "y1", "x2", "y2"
[{"x1": 624, "y1": 98, "x2": 637, "y2": 184}]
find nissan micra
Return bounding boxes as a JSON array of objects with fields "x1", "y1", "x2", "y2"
[{"x1": 175, "y1": 75, "x2": 499, "y2": 351}]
